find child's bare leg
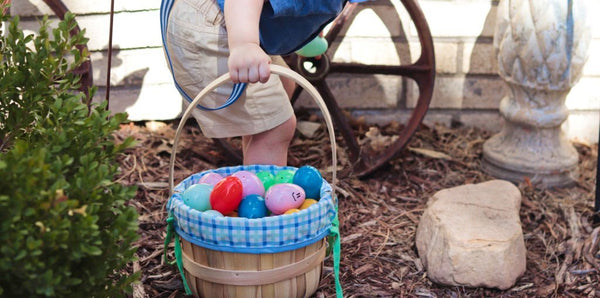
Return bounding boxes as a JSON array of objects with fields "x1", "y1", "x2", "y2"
[
  {"x1": 242, "y1": 76, "x2": 297, "y2": 165},
  {"x1": 242, "y1": 115, "x2": 296, "y2": 166}
]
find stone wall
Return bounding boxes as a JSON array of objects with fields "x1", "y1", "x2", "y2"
[{"x1": 10, "y1": 0, "x2": 600, "y2": 143}]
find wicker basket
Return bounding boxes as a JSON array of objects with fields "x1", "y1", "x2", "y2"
[
  {"x1": 180, "y1": 232, "x2": 325, "y2": 297},
  {"x1": 165, "y1": 65, "x2": 341, "y2": 298}
]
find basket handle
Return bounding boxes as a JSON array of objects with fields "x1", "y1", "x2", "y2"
[{"x1": 168, "y1": 64, "x2": 338, "y2": 203}]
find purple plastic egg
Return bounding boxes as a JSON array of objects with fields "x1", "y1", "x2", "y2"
[
  {"x1": 264, "y1": 183, "x2": 306, "y2": 215},
  {"x1": 198, "y1": 172, "x2": 224, "y2": 186},
  {"x1": 232, "y1": 170, "x2": 265, "y2": 197}
]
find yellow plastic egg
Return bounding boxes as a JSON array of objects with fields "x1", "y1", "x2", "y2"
[
  {"x1": 300, "y1": 199, "x2": 318, "y2": 210},
  {"x1": 283, "y1": 208, "x2": 300, "y2": 215}
]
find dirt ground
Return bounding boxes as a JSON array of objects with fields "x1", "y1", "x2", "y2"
[{"x1": 115, "y1": 117, "x2": 599, "y2": 298}]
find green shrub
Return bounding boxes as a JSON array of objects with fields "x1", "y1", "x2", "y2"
[{"x1": 0, "y1": 10, "x2": 139, "y2": 297}]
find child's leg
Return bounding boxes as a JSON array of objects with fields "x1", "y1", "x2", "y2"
[
  {"x1": 242, "y1": 76, "x2": 297, "y2": 166},
  {"x1": 242, "y1": 115, "x2": 296, "y2": 166}
]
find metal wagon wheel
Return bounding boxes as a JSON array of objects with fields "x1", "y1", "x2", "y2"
[{"x1": 215, "y1": 0, "x2": 435, "y2": 177}]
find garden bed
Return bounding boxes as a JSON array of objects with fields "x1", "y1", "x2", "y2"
[{"x1": 115, "y1": 117, "x2": 598, "y2": 297}]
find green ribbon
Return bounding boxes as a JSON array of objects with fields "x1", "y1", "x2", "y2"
[
  {"x1": 328, "y1": 205, "x2": 343, "y2": 298},
  {"x1": 164, "y1": 214, "x2": 192, "y2": 295}
]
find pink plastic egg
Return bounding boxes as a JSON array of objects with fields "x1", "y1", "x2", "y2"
[
  {"x1": 232, "y1": 170, "x2": 265, "y2": 197},
  {"x1": 264, "y1": 183, "x2": 305, "y2": 215},
  {"x1": 198, "y1": 172, "x2": 224, "y2": 186}
]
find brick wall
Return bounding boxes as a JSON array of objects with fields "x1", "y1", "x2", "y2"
[{"x1": 10, "y1": 0, "x2": 600, "y2": 143}]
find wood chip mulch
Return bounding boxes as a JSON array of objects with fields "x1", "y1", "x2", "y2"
[{"x1": 114, "y1": 117, "x2": 598, "y2": 298}]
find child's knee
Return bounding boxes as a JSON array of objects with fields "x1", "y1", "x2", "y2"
[
  {"x1": 276, "y1": 115, "x2": 296, "y2": 143},
  {"x1": 279, "y1": 115, "x2": 296, "y2": 138},
  {"x1": 261, "y1": 115, "x2": 296, "y2": 144}
]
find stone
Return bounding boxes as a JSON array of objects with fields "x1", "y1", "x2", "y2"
[
  {"x1": 296, "y1": 121, "x2": 321, "y2": 138},
  {"x1": 415, "y1": 180, "x2": 526, "y2": 290}
]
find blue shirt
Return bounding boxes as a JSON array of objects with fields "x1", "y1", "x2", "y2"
[{"x1": 216, "y1": 0, "x2": 367, "y2": 55}]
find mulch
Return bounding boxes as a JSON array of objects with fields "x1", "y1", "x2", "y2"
[{"x1": 115, "y1": 116, "x2": 599, "y2": 298}]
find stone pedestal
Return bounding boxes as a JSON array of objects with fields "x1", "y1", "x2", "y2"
[{"x1": 482, "y1": 0, "x2": 592, "y2": 187}]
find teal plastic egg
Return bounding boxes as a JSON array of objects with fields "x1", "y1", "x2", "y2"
[
  {"x1": 203, "y1": 210, "x2": 224, "y2": 217},
  {"x1": 182, "y1": 183, "x2": 213, "y2": 211}
]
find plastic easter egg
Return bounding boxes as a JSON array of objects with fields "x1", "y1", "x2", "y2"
[
  {"x1": 210, "y1": 176, "x2": 243, "y2": 215},
  {"x1": 256, "y1": 171, "x2": 276, "y2": 191},
  {"x1": 238, "y1": 194, "x2": 268, "y2": 219},
  {"x1": 198, "y1": 172, "x2": 224, "y2": 186},
  {"x1": 292, "y1": 165, "x2": 323, "y2": 199},
  {"x1": 295, "y1": 36, "x2": 328, "y2": 58},
  {"x1": 203, "y1": 210, "x2": 224, "y2": 217},
  {"x1": 283, "y1": 208, "x2": 300, "y2": 215},
  {"x1": 299, "y1": 198, "x2": 318, "y2": 210},
  {"x1": 182, "y1": 183, "x2": 213, "y2": 211},
  {"x1": 232, "y1": 170, "x2": 265, "y2": 197},
  {"x1": 264, "y1": 183, "x2": 305, "y2": 215},
  {"x1": 274, "y1": 169, "x2": 296, "y2": 185}
]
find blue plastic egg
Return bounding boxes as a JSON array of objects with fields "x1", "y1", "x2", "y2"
[
  {"x1": 238, "y1": 194, "x2": 268, "y2": 219},
  {"x1": 292, "y1": 165, "x2": 323, "y2": 199},
  {"x1": 182, "y1": 183, "x2": 213, "y2": 211}
]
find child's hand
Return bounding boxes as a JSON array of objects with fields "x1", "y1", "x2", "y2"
[{"x1": 228, "y1": 43, "x2": 271, "y2": 84}]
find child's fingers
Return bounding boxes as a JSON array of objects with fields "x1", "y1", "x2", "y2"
[
  {"x1": 237, "y1": 68, "x2": 249, "y2": 83},
  {"x1": 248, "y1": 66, "x2": 260, "y2": 83},
  {"x1": 258, "y1": 61, "x2": 271, "y2": 83},
  {"x1": 229, "y1": 69, "x2": 240, "y2": 83}
]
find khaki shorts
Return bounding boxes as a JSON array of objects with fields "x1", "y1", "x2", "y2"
[{"x1": 165, "y1": 0, "x2": 294, "y2": 138}]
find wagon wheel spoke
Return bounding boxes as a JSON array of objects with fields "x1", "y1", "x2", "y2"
[{"x1": 329, "y1": 63, "x2": 431, "y2": 78}]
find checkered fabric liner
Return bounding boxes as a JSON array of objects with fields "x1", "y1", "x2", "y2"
[{"x1": 167, "y1": 165, "x2": 337, "y2": 254}]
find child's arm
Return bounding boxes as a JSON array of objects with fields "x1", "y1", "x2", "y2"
[{"x1": 225, "y1": 0, "x2": 271, "y2": 84}]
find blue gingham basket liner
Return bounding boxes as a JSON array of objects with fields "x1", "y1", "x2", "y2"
[{"x1": 167, "y1": 165, "x2": 336, "y2": 254}]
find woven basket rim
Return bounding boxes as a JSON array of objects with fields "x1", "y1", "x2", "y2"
[{"x1": 168, "y1": 165, "x2": 337, "y2": 253}]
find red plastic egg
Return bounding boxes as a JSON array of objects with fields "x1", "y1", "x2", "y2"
[{"x1": 209, "y1": 176, "x2": 243, "y2": 215}]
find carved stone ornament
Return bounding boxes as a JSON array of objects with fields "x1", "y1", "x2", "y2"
[{"x1": 482, "y1": 0, "x2": 592, "y2": 187}]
